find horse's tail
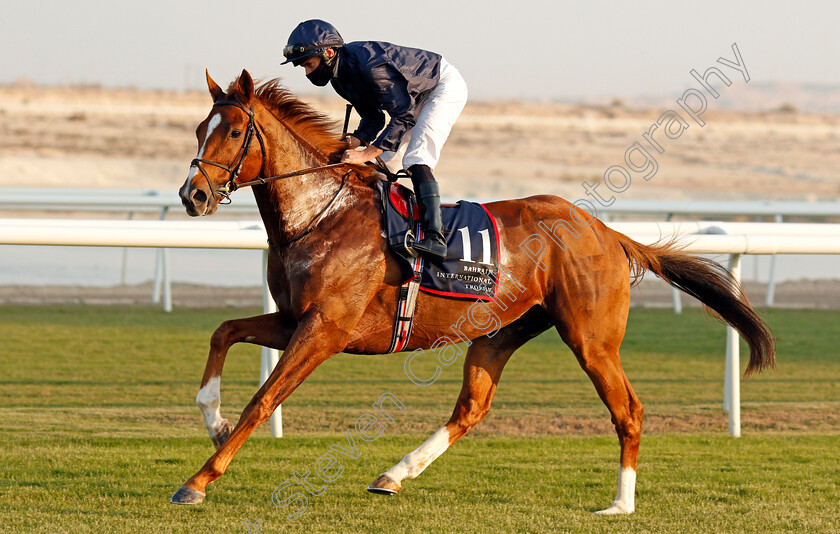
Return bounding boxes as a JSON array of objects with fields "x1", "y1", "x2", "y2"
[{"x1": 613, "y1": 230, "x2": 775, "y2": 377}]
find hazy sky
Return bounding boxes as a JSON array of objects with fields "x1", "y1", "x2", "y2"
[{"x1": 1, "y1": 0, "x2": 838, "y2": 100}]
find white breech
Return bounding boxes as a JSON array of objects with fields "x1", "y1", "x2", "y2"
[{"x1": 379, "y1": 58, "x2": 468, "y2": 173}]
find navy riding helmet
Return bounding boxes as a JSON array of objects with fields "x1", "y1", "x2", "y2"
[{"x1": 282, "y1": 19, "x2": 344, "y2": 66}]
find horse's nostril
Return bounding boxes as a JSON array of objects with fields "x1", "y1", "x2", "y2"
[{"x1": 191, "y1": 188, "x2": 208, "y2": 205}]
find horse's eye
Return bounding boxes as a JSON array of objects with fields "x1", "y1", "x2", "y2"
[{"x1": 231, "y1": 130, "x2": 242, "y2": 139}]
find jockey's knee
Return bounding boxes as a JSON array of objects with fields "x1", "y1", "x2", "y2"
[{"x1": 408, "y1": 164, "x2": 435, "y2": 187}]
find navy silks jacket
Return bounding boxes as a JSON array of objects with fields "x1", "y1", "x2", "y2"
[{"x1": 330, "y1": 41, "x2": 442, "y2": 152}]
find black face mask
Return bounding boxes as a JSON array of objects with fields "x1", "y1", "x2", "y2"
[{"x1": 306, "y1": 60, "x2": 333, "y2": 87}]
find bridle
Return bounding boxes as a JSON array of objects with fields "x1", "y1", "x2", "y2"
[
  {"x1": 190, "y1": 99, "x2": 350, "y2": 200},
  {"x1": 190, "y1": 99, "x2": 264, "y2": 204},
  {"x1": 188, "y1": 99, "x2": 350, "y2": 246}
]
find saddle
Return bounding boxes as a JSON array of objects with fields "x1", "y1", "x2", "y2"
[{"x1": 378, "y1": 180, "x2": 501, "y2": 299}]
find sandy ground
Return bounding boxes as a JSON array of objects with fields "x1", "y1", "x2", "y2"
[
  {"x1": 1, "y1": 83, "x2": 838, "y2": 307},
  {"x1": 1, "y1": 83, "x2": 839, "y2": 203}
]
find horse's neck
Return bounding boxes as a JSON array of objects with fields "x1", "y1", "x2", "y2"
[{"x1": 253, "y1": 113, "x2": 352, "y2": 245}]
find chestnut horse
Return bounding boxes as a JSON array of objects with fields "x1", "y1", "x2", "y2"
[{"x1": 171, "y1": 69, "x2": 775, "y2": 514}]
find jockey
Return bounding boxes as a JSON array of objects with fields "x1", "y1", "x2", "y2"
[{"x1": 282, "y1": 19, "x2": 468, "y2": 261}]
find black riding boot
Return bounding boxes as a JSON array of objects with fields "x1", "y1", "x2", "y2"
[{"x1": 408, "y1": 165, "x2": 447, "y2": 261}]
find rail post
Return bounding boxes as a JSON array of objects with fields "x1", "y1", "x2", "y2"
[
  {"x1": 724, "y1": 253, "x2": 742, "y2": 437},
  {"x1": 765, "y1": 214, "x2": 783, "y2": 306},
  {"x1": 121, "y1": 211, "x2": 134, "y2": 285},
  {"x1": 260, "y1": 249, "x2": 282, "y2": 437},
  {"x1": 152, "y1": 207, "x2": 171, "y2": 311}
]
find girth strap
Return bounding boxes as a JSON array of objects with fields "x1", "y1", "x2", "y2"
[
  {"x1": 387, "y1": 253, "x2": 424, "y2": 354},
  {"x1": 387, "y1": 193, "x2": 425, "y2": 353}
]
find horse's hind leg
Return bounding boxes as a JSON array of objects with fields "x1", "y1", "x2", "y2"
[
  {"x1": 368, "y1": 310, "x2": 550, "y2": 494},
  {"x1": 195, "y1": 313, "x2": 296, "y2": 448},
  {"x1": 578, "y1": 342, "x2": 642, "y2": 515},
  {"x1": 552, "y1": 301, "x2": 643, "y2": 514}
]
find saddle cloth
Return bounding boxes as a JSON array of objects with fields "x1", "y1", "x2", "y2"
[{"x1": 377, "y1": 181, "x2": 500, "y2": 301}]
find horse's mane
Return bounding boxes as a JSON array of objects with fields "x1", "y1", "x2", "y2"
[{"x1": 227, "y1": 77, "x2": 379, "y2": 184}]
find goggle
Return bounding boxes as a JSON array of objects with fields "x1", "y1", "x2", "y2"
[{"x1": 282, "y1": 41, "x2": 343, "y2": 59}]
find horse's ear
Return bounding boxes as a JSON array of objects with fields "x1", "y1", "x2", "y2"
[
  {"x1": 206, "y1": 70, "x2": 225, "y2": 102},
  {"x1": 237, "y1": 69, "x2": 255, "y2": 103}
]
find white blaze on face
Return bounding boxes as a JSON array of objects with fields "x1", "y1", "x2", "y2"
[
  {"x1": 187, "y1": 112, "x2": 223, "y2": 181},
  {"x1": 595, "y1": 466, "x2": 636, "y2": 515},
  {"x1": 196, "y1": 375, "x2": 223, "y2": 433},
  {"x1": 383, "y1": 426, "x2": 451, "y2": 482}
]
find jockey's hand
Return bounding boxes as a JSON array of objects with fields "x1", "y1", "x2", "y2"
[
  {"x1": 341, "y1": 145, "x2": 384, "y2": 165},
  {"x1": 341, "y1": 134, "x2": 362, "y2": 149}
]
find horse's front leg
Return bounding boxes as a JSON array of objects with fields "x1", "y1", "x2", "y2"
[
  {"x1": 170, "y1": 309, "x2": 351, "y2": 505},
  {"x1": 195, "y1": 313, "x2": 298, "y2": 449}
]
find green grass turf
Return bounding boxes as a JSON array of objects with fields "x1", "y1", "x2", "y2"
[{"x1": 0, "y1": 305, "x2": 838, "y2": 533}]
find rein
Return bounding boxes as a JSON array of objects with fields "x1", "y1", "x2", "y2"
[
  {"x1": 231, "y1": 162, "x2": 347, "y2": 190},
  {"x1": 189, "y1": 99, "x2": 352, "y2": 246},
  {"x1": 270, "y1": 170, "x2": 351, "y2": 247}
]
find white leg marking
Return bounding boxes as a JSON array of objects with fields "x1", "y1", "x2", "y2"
[
  {"x1": 595, "y1": 466, "x2": 636, "y2": 515},
  {"x1": 196, "y1": 376, "x2": 223, "y2": 434},
  {"x1": 383, "y1": 426, "x2": 450, "y2": 483},
  {"x1": 186, "y1": 112, "x2": 222, "y2": 181}
]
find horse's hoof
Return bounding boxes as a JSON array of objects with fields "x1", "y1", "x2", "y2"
[
  {"x1": 169, "y1": 485, "x2": 206, "y2": 505},
  {"x1": 594, "y1": 503, "x2": 634, "y2": 515},
  {"x1": 367, "y1": 474, "x2": 401, "y2": 495},
  {"x1": 211, "y1": 419, "x2": 232, "y2": 449}
]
